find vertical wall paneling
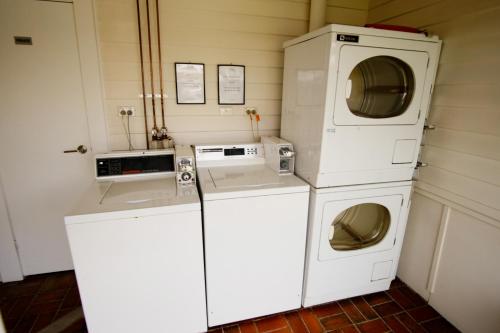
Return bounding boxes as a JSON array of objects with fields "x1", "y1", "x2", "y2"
[
  {"x1": 95, "y1": 0, "x2": 311, "y2": 150},
  {"x1": 397, "y1": 192, "x2": 443, "y2": 300},
  {"x1": 368, "y1": 1, "x2": 500, "y2": 331}
]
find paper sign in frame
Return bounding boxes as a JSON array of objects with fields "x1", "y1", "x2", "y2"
[
  {"x1": 175, "y1": 62, "x2": 206, "y2": 104},
  {"x1": 217, "y1": 64, "x2": 245, "y2": 105}
]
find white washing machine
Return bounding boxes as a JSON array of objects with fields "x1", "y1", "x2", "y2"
[
  {"x1": 281, "y1": 24, "x2": 442, "y2": 187},
  {"x1": 65, "y1": 149, "x2": 207, "y2": 333},
  {"x1": 195, "y1": 143, "x2": 310, "y2": 327},
  {"x1": 302, "y1": 181, "x2": 412, "y2": 307}
]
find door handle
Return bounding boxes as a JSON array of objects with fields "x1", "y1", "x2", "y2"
[{"x1": 64, "y1": 145, "x2": 87, "y2": 154}]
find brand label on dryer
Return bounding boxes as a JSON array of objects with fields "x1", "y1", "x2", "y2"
[{"x1": 337, "y1": 34, "x2": 359, "y2": 43}]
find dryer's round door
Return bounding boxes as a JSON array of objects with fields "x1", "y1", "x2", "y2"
[
  {"x1": 319, "y1": 195, "x2": 403, "y2": 261},
  {"x1": 347, "y1": 57, "x2": 415, "y2": 119},
  {"x1": 333, "y1": 45, "x2": 429, "y2": 126},
  {"x1": 329, "y1": 203, "x2": 390, "y2": 251}
]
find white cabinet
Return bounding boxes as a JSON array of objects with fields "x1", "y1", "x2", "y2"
[
  {"x1": 398, "y1": 189, "x2": 500, "y2": 333},
  {"x1": 397, "y1": 192, "x2": 443, "y2": 300}
]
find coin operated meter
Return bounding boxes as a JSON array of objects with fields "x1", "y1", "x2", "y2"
[
  {"x1": 175, "y1": 145, "x2": 196, "y2": 186},
  {"x1": 262, "y1": 136, "x2": 295, "y2": 175}
]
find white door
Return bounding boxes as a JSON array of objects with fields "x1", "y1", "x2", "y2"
[
  {"x1": 333, "y1": 45, "x2": 429, "y2": 126},
  {"x1": 0, "y1": 1, "x2": 95, "y2": 275},
  {"x1": 318, "y1": 195, "x2": 403, "y2": 261}
]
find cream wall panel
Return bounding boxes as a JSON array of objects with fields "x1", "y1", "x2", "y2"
[
  {"x1": 429, "y1": 209, "x2": 500, "y2": 333},
  {"x1": 109, "y1": 130, "x2": 280, "y2": 151},
  {"x1": 367, "y1": 0, "x2": 441, "y2": 24},
  {"x1": 107, "y1": 115, "x2": 281, "y2": 135},
  {"x1": 436, "y1": 61, "x2": 500, "y2": 86},
  {"x1": 425, "y1": 128, "x2": 500, "y2": 161},
  {"x1": 102, "y1": 63, "x2": 283, "y2": 84},
  {"x1": 99, "y1": 43, "x2": 284, "y2": 67},
  {"x1": 397, "y1": 192, "x2": 443, "y2": 300},
  {"x1": 368, "y1": 0, "x2": 391, "y2": 10},
  {"x1": 95, "y1": 0, "x2": 310, "y2": 149},
  {"x1": 161, "y1": 0, "x2": 310, "y2": 21},
  {"x1": 104, "y1": 81, "x2": 282, "y2": 101},
  {"x1": 325, "y1": 7, "x2": 367, "y2": 26},
  {"x1": 325, "y1": 0, "x2": 369, "y2": 26},
  {"x1": 327, "y1": 0, "x2": 368, "y2": 10},
  {"x1": 371, "y1": 0, "x2": 500, "y2": 28},
  {"x1": 432, "y1": 84, "x2": 500, "y2": 109},
  {"x1": 419, "y1": 166, "x2": 500, "y2": 216},
  {"x1": 106, "y1": 99, "x2": 282, "y2": 117},
  {"x1": 422, "y1": 146, "x2": 500, "y2": 187},
  {"x1": 427, "y1": 106, "x2": 499, "y2": 136},
  {"x1": 97, "y1": 4, "x2": 308, "y2": 37}
]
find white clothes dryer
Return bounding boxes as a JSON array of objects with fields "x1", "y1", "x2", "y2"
[
  {"x1": 302, "y1": 181, "x2": 412, "y2": 307},
  {"x1": 65, "y1": 150, "x2": 207, "y2": 333},
  {"x1": 195, "y1": 143, "x2": 310, "y2": 327},
  {"x1": 281, "y1": 24, "x2": 442, "y2": 187}
]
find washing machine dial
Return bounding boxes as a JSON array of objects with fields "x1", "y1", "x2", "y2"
[{"x1": 181, "y1": 172, "x2": 192, "y2": 182}]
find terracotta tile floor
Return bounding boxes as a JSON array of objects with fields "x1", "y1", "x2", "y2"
[{"x1": 0, "y1": 270, "x2": 459, "y2": 333}]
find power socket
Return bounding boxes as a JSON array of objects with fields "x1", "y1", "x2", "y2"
[
  {"x1": 245, "y1": 107, "x2": 257, "y2": 115},
  {"x1": 117, "y1": 106, "x2": 136, "y2": 116}
]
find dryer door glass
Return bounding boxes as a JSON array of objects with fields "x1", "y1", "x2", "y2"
[
  {"x1": 346, "y1": 56, "x2": 415, "y2": 119},
  {"x1": 329, "y1": 203, "x2": 390, "y2": 251}
]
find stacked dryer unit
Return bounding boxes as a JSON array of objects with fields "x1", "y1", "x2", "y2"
[{"x1": 280, "y1": 24, "x2": 441, "y2": 306}]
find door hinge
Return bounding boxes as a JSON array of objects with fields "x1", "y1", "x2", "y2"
[
  {"x1": 417, "y1": 109, "x2": 421, "y2": 119},
  {"x1": 427, "y1": 57, "x2": 430, "y2": 68},
  {"x1": 393, "y1": 238, "x2": 397, "y2": 245},
  {"x1": 401, "y1": 198, "x2": 404, "y2": 206}
]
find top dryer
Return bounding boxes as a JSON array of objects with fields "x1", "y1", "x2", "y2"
[{"x1": 281, "y1": 24, "x2": 441, "y2": 187}]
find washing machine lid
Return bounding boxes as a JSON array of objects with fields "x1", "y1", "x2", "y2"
[
  {"x1": 65, "y1": 176, "x2": 200, "y2": 224},
  {"x1": 199, "y1": 164, "x2": 309, "y2": 200}
]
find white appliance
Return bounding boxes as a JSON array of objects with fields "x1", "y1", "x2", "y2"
[
  {"x1": 281, "y1": 24, "x2": 441, "y2": 187},
  {"x1": 175, "y1": 145, "x2": 196, "y2": 186},
  {"x1": 195, "y1": 143, "x2": 310, "y2": 326},
  {"x1": 303, "y1": 181, "x2": 412, "y2": 307},
  {"x1": 262, "y1": 136, "x2": 295, "y2": 175},
  {"x1": 65, "y1": 149, "x2": 207, "y2": 333}
]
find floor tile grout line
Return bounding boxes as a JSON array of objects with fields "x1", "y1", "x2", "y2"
[{"x1": 347, "y1": 298, "x2": 372, "y2": 324}]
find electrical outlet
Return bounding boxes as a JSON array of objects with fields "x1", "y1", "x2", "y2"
[
  {"x1": 117, "y1": 106, "x2": 136, "y2": 116},
  {"x1": 245, "y1": 107, "x2": 257, "y2": 115},
  {"x1": 220, "y1": 107, "x2": 233, "y2": 115}
]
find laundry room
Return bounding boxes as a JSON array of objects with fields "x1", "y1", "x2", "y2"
[{"x1": 0, "y1": 0, "x2": 499, "y2": 332}]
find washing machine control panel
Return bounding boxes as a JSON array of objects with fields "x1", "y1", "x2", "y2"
[
  {"x1": 195, "y1": 144, "x2": 264, "y2": 163},
  {"x1": 95, "y1": 150, "x2": 175, "y2": 180}
]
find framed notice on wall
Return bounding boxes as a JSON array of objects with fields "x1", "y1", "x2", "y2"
[
  {"x1": 175, "y1": 63, "x2": 206, "y2": 104},
  {"x1": 218, "y1": 65, "x2": 245, "y2": 105}
]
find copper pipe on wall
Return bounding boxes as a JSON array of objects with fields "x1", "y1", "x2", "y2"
[
  {"x1": 155, "y1": 0, "x2": 168, "y2": 139},
  {"x1": 145, "y1": 0, "x2": 160, "y2": 140},
  {"x1": 136, "y1": 0, "x2": 150, "y2": 149}
]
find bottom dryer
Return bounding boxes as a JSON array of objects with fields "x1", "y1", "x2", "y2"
[{"x1": 302, "y1": 181, "x2": 412, "y2": 307}]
